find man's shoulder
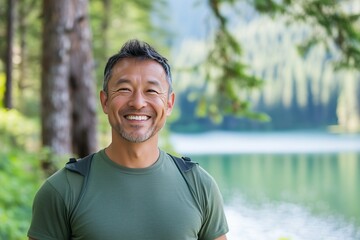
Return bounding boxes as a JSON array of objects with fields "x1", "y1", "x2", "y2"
[
  {"x1": 44, "y1": 161, "x2": 86, "y2": 198},
  {"x1": 189, "y1": 163, "x2": 216, "y2": 187},
  {"x1": 47, "y1": 168, "x2": 69, "y2": 186}
]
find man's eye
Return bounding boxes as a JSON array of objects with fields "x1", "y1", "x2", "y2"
[
  {"x1": 147, "y1": 89, "x2": 159, "y2": 94},
  {"x1": 117, "y1": 88, "x2": 131, "y2": 92}
]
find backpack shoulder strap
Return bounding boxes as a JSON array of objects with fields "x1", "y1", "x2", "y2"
[
  {"x1": 168, "y1": 154, "x2": 197, "y2": 172},
  {"x1": 168, "y1": 153, "x2": 202, "y2": 205},
  {"x1": 65, "y1": 153, "x2": 95, "y2": 215},
  {"x1": 65, "y1": 153, "x2": 94, "y2": 176},
  {"x1": 168, "y1": 154, "x2": 209, "y2": 215}
]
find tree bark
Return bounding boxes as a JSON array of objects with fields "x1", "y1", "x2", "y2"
[
  {"x1": 69, "y1": 0, "x2": 97, "y2": 157},
  {"x1": 41, "y1": 0, "x2": 72, "y2": 158},
  {"x1": 101, "y1": 0, "x2": 111, "y2": 59},
  {"x1": 18, "y1": 0, "x2": 28, "y2": 90},
  {"x1": 4, "y1": 0, "x2": 15, "y2": 109},
  {"x1": 41, "y1": 0, "x2": 97, "y2": 170}
]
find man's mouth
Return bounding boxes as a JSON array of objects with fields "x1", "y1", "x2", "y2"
[{"x1": 125, "y1": 115, "x2": 150, "y2": 121}]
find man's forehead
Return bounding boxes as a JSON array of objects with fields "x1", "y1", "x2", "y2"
[
  {"x1": 108, "y1": 59, "x2": 168, "y2": 87},
  {"x1": 113, "y1": 58, "x2": 162, "y2": 69}
]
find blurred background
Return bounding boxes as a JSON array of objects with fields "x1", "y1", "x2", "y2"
[{"x1": 1, "y1": 0, "x2": 359, "y2": 239}]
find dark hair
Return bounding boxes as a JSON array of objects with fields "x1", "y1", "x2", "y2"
[{"x1": 103, "y1": 39, "x2": 172, "y2": 94}]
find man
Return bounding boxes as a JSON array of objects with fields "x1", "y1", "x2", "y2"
[{"x1": 28, "y1": 39, "x2": 229, "y2": 240}]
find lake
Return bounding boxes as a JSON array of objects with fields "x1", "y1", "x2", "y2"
[{"x1": 170, "y1": 131, "x2": 360, "y2": 240}]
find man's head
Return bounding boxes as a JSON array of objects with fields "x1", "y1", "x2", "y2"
[
  {"x1": 103, "y1": 39, "x2": 172, "y2": 95},
  {"x1": 100, "y1": 40, "x2": 175, "y2": 144}
]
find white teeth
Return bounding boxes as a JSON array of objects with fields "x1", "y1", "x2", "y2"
[{"x1": 126, "y1": 115, "x2": 148, "y2": 121}]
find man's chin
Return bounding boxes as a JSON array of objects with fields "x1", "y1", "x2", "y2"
[{"x1": 121, "y1": 132, "x2": 152, "y2": 143}]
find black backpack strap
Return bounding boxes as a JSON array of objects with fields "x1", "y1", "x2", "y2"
[
  {"x1": 65, "y1": 153, "x2": 95, "y2": 176},
  {"x1": 169, "y1": 154, "x2": 197, "y2": 172},
  {"x1": 169, "y1": 154, "x2": 208, "y2": 216},
  {"x1": 168, "y1": 153, "x2": 200, "y2": 202},
  {"x1": 65, "y1": 153, "x2": 95, "y2": 220}
]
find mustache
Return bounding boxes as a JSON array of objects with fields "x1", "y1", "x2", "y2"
[{"x1": 119, "y1": 108, "x2": 153, "y2": 116}]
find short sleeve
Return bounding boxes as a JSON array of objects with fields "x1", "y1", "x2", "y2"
[
  {"x1": 197, "y1": 167, "x2": 229, "y2": 240},
  {"x1": 27, "y1": 177, "x2": 71, "y2": 239}
]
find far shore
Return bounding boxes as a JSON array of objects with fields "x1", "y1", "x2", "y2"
[{"x1": 169, "y1": 131, "x2": 360, "y2": 154}]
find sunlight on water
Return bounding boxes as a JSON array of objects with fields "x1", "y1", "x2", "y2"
[{"x1": 225, "y1": 198, "x2": 360, "y2": 240}]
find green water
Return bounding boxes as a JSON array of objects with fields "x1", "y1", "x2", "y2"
[{"x1": 191, "y1": 152, "x2": 360, "y2": 239}]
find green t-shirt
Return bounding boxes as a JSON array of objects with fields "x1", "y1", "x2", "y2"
[{"x1": 28, "y1": 149, "x2": 228, "y2": 240}]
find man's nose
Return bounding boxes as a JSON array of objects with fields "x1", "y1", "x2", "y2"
[{"x1": 128, "y1": 91, "x2": 147, "y2": 109}]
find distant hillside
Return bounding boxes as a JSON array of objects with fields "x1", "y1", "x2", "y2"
[{"x1": 162, "y1": 0, "x2": 360, "y2": 132}]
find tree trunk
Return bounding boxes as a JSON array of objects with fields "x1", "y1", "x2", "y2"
[
  {"x1": 101, "y1": 0, "x2": 111, "y2": 59},
  {"x1": 69, "y1": 0, "x2": 97, "y2": 157},
  {"x1": 18, "y1": 0, "x2": 28, "y2": 90},
  {"x1": 41, "y1": 0, "x2": 72, "y2": 161},
  {"x1": 4, "y1": 0, "x2": 15, "y2": 109},
  {"x1": 41, "y1": 0, "x2": 97, "y2": 172}
]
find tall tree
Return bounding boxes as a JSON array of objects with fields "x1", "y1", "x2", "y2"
[
  {"x1": 69, "y1": 0, "x2": 97, "y2": 158},
  {"x1": 42, "y1": 0, "x2": 97, "y2": 172},
  {"x1": 18, "y1": 0, "x2": 27, "y2": 90},
  {"x1": 41, "y1": 0, "x2": 72, "y2": 160},
  {"x1": 17, "y1": 0, "x2": 37, "y2": 91},
  {"x1": 4, "y1": 0, "x2": 15, "y2": 109},
  {"x1": 100, "y1": 0, "x2": 111, "y2": 60}
]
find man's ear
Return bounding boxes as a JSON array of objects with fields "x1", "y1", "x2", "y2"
[
  {"x1": 100, "y1": 90, "x2": 108, "y2": 114},
  {"x1": 166, "y1": 92, "x2": 175, "y2": 116}
]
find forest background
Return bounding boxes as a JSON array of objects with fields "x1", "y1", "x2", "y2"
[{"x1": 0, "y1": 0, "x2": 359, "y2": 239}]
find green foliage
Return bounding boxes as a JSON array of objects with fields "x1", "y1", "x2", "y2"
[
  {"x1": 0, "y1": 108, "x2": 39, "y2": 149},
  {"x1": 0, "y1": 150, "x2": 42, "y2": 240},
  {"x1": 193, "y1": 0, "x2": 266, "y2": 122},
  {"x1": 252, "y1": 0, "x2": 286, "y2": 13},
  {"x1": 0, "y1": 0, "x2": 65, "y2": 236},
  {"x1": 0, "y1": 109, "x2": 43, "y2": 239}
]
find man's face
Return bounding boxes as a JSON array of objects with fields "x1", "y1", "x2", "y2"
[{"x1": 100, "y1": 58, "x2": 175, "y2": 143}]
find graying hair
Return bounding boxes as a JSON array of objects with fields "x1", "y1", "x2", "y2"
[{"x1": 103, "y1": 39, "x2": 172, "y2": 94}]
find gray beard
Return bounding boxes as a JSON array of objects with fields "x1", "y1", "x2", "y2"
[{"x1": 117, "y1": 125, "x2": 157, "y2": 143}]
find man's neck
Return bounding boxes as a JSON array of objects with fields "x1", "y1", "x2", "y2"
[{"x1": 105, "y1": 137, "x2": 160, "y2": 168}]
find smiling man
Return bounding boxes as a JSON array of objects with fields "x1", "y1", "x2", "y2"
[{"x1": 28, "y1": 39, "x2": 229, "y2": 240}]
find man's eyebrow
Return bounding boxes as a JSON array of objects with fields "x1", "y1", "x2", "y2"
[
  {"x1": 114, "y1": 79, "x2": 131, "y2": 86},
  {"x1": 147, "y1": 79, "x2": 162, "y2": 88}
]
